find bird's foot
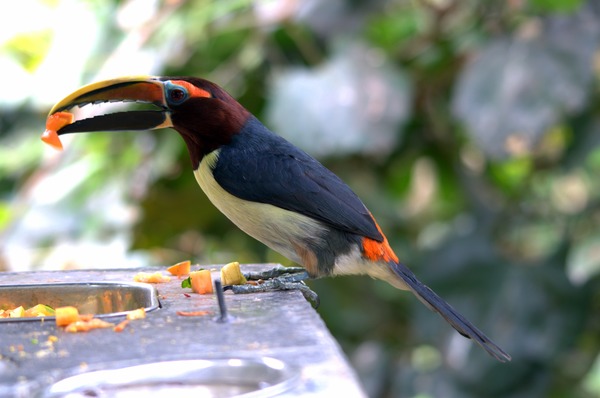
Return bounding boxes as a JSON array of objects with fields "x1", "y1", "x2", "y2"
[
  {"x1": 227, "y1": 266, "x2": 319, "y2": 308},
  {"x1": 242, "y1": 265, "x2": 306, "y2": 281}
]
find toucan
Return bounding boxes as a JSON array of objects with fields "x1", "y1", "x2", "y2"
[{"x1": 45, "y1": 76, "x2": 511, "y2": 362}]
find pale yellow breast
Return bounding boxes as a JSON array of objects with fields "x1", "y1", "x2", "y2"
[{"x1": 194, "y1": 150, "x2": 326, "y2": 264}]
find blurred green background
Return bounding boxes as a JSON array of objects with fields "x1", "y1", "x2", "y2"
[{"x1": 1, "y1": 0, "x2": 600, "y2": 396}]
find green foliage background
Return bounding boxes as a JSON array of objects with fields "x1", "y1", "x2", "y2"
[{"x1": 1, "y1": 1, "x2": 600, "y2": 397}]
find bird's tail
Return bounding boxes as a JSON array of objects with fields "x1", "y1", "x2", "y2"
[{"x1": 388, "y1": 261, "x2": 511, "y2": 362}]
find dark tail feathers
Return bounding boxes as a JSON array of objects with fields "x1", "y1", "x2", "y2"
[{"x1": 389, "y1": 261, "x2": 511, "y2": 362}]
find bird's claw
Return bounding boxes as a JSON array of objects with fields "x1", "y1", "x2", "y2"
[
  {"x1": 228, "y1": 268, "x2": 320, "y2": 308},
  {"x1": 242, "y1": 266, "x2": 306, "y2": 280}
]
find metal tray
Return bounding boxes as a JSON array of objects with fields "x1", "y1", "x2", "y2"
[{"x1": 44, "y1": 357, "x2": 298, "y2": 397}]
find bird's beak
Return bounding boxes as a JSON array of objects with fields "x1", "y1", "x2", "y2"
[{"x1": 49, "y1": 76, "x2": 172, "y2": 135}]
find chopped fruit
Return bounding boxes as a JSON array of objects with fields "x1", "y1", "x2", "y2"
[
  {"x1": 41, "y1": 129, "x2": 63, "y2": 150},
  {"x1": 78, "y1": 314, "x2": 95, "y2": 322},
  {"x1": 220, "y1": 261, "x2": 247, "y2": 286},
  {"x1": 9, "y1": 306, "x2": 25, "y2": 318},
  {"x1": 55, "y1": 306, "x2": 80, "y2": 326},
  {"x1": 167, "y1": 260, "x2": 191, "y2": 277},
  {"x1": 0, "y1": 304, "x2": 55, "y2": 318},
  {"x1": 190, "y1": 270, "x2": 213, "y2": 294},
  {"x1": 114, "y1": 308, "x2": 146, "y2": 332},
  {"x1": 41, "y1": 112, "x2": 74, "y2": 150},
  {"x1": 176, "y1": 310, "x2": 211, "y2": 317},
  {"x1": 113, "y1": 320, "x2": 130, "y2": 332},
  {"x1": 24, "y1": 304, "x2": 55, "y2": 317},
  {"x1": 0, "y1": 304, "x2": 134, "y2": 334},
  {"x1": 133, "y1": 271, "x2": 171, "y2": 283},
  {"x1": 126, "y1": 308, "x2": 146, "y2": 320},
  {"x1": 64, "y1": 318, "x2": 114, "y2": 333}
]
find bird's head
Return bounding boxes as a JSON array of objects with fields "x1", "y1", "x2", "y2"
[{"x1": 48, "y1": 76, "x2": 250, "y2": 168}]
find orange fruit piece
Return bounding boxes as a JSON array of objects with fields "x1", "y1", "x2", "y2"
[
  {"x1": 190, "y1": 270, "x2": 213, "y2": 294},
  {"x1": 41, "y1": 112, "x2": 74, "y2": 150},
  {"x1": 167, "y1": 260, "x2": 191, "y2": 277},
  {"x1": 55, "y1": 306, "x2": 80, "y2": 327}
]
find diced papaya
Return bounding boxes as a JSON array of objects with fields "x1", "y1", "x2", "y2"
[
  {"x1": 41, "y1": 129, "x2": 63, "y2": 150},
  {"x1": 190, "y1": 270, "x2": 213, "y2": 294},
  {"x1": 41, "y1": 112, "x2": 74, "y2": 150},
  {"x1": 47, "y1": 111, "x2": 75, "y2": 130},
  {"x1": 167, "y1": 260, "x2": 191, "y2": 277},
  {"x1": 55, "y1": 306, "x2": 80, "y2": 326}
]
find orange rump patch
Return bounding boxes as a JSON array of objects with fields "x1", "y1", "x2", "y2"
[
  {"x1": 361, "y1": 218, "x2": 399, "y2": 263},
  {"x1": 362, "y1": 237, "x2": 399, "y2": 263}
]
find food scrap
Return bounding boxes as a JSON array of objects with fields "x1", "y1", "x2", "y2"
[
  {"x1": 55, "y1": 306, "x2": 80, "y2": 326},
  {"x1": 1, "y1": 304, "x2": 55, "y2": 319},
  {"x1": 176, "y1": 310, "x2": 212, "y2": 317},
  {"x1": 133, "y1": 271, "x2": 171, "y2": 283},
  {"x1": 65, "y1": 318, "x2": 114, "y2": 333},
  {"x1": 1, "y1": 302, "x2": 148, "y2": 334},
  {"x1": 220, "y1": 261, "x2": 247, "y2": 286},
  {"x1": 41, "y1": 111, "x2": 74, "y2": 150},
  {"x1": 113, "y1": 320, "x2": 130, "y2": 332},
  {"x1": 126, "y1": 308, "x2": 146, "y2": 320},
  {"x1": 167, "y1": 260, "x2": 191, "y2": 277},
  {"x1": 188, "y1": 270, "x2": 213, "y2": 294},
  {"x1": 54, "y1": 306, "x2": 114, "y2": 333},
  {"x1": 0, "y1": 306, "x2": 24, "y2": 318},
  {"x1": 53, "y1": 306, "x2": 147, "y2": 333},
  {"x1": 25, "y1": 304, "x2": 55, "y2": 317},
  {"x1": 114, "y1": 308, "x2": 146, "y2": 332}
]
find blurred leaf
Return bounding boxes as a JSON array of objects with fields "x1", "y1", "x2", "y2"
[
  {"x1": 2, "y1": 29, "x2": 52, "y2": 72},
  {"x1": 530, "y1": 0, "x2": 583, "y2": 13},
  {"x1": 0, "y1": 201, "x2": 11, "y2": 229},
  {"x1": 586, "y1": 145, "x2": 600, "y2": 171},
  {"x1": 366, "y1": 5, "x2": 426, "y2": 51},
  {"x1": 583, "y1": 354, "x2": 600, "y2": 396},
  {"x1": 488, "y1": 157, "x2": 532, "y2": 192}
]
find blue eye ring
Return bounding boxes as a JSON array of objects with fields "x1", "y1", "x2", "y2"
[{"x1": 165, "y1": 81, "x2": 189, "y2": 105}]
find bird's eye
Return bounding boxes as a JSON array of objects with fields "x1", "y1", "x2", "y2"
[
  {"x1": 165, "y1": 82, "x2": 189, "y2": 105},
  {"x1": 170, "y1": 88, "x2": 186, "y2": 102}
]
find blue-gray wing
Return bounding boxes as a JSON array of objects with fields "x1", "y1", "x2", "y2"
[{"x1": 212, "y1": 117, "x2": 383, "y2": 242}]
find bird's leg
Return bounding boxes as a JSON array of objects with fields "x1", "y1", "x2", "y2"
[{"x1": 227, "y1": 266, "x2": 319, "y2": 308}]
